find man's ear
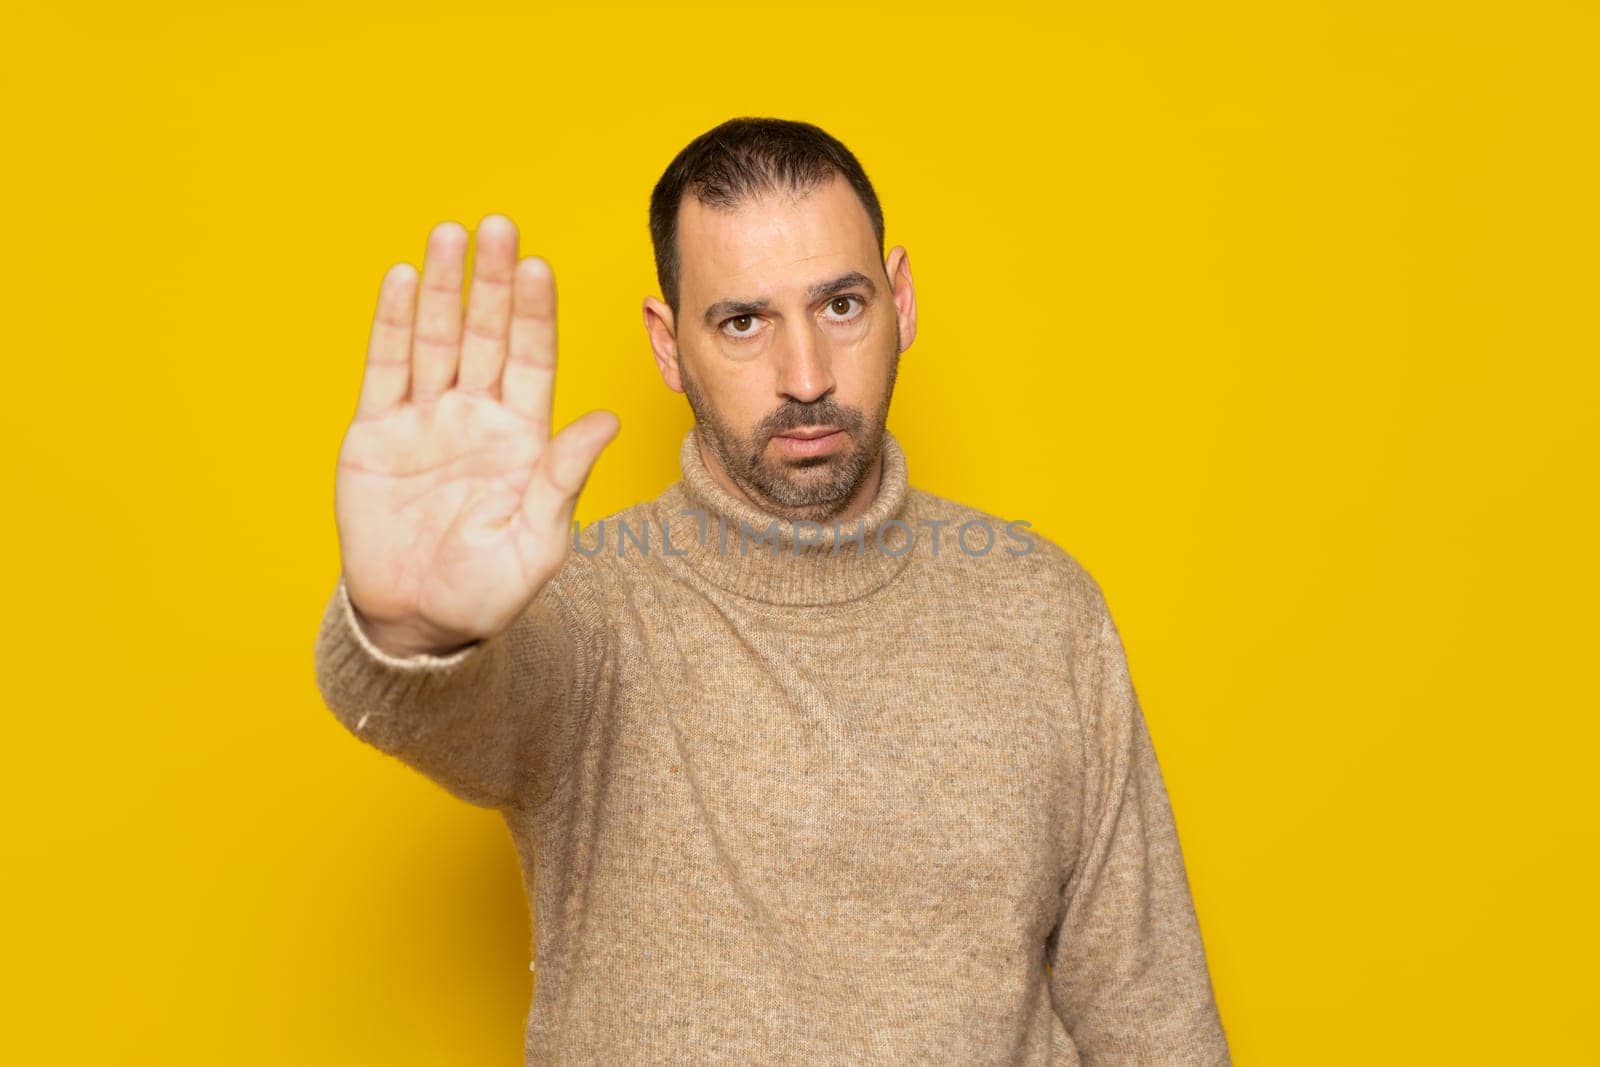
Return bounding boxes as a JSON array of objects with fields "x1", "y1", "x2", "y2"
[
  {"x1": 884, "y1": 246, "x2": 917, "y2": 353},
  {"x1": 642, "y1": 296, "x2": 685, "y2": 393}
]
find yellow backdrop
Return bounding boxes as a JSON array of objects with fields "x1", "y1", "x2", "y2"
[{"x1": 6, "y1": 1, "x2": 1595, "y2": 1063}]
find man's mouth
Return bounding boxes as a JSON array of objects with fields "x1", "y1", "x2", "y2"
[
  {"x1": 771, "y1": 426, "x2": 847, "y2": 458},
  {"x1": 775, "y1": 425, "x2": 843, "y2": 440}
]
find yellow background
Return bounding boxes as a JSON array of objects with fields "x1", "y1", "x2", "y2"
[{"x1": 5, "y1": 1, "x2": 1594, "y2": 1062}]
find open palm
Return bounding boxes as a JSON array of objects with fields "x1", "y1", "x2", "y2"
[{"x1": 334, "y1": 215, "x2": 619, "y2": 657}]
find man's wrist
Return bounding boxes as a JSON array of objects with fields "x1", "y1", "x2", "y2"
[{"x1": 349, "y1": 600, "x2": 480, "y2": 660}]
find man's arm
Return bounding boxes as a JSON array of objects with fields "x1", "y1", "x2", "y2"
[
  {"x1": 312, "y1": 552, "x2": 605, "y2": 813},
  {"x1": 312, "y1": 213, "x2": 618, "y2": 813},
  {"x1": 1047, "y1": 584, "x2": 1231, "y2": 1064}
]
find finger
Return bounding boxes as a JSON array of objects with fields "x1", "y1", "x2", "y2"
[
  {"x1": 520, "y1": 409, "x2": 620, "y2": 533},
  {"x1": 410, "y1": 221, "x2": 469, "y2": 403},
  {"x1": 502, "y1": 255, "x2": 557, "y2": 437},
  {"x1": 356, "y1": 263, "x2": 417, "y2": 420},
  {"x1": 457, "y1": 214, "x2": 518, "y2": 398}
]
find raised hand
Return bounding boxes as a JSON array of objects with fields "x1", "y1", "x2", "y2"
[{"x1": 333, "y1": 215, "x2": 619, "y2": 657}]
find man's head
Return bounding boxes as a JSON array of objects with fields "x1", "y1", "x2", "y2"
[{"x1": 642, "y1": 117, "x2": 917, "y2": 525}]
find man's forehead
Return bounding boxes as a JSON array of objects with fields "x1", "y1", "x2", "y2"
[{"x1": 676, "y1": 177, "x2": 877, "y2": 301}]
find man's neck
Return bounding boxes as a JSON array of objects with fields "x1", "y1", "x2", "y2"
[{"x1": 695, "y1": 428, "x2": 884, "y2": 527}]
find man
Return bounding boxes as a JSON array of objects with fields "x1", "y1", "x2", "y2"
[{"x1": 313, "y1": 116, "x2": 1231, "y2": 1064}]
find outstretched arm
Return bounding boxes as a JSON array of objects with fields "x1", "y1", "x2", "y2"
[
  {"x1": 313, "y1": 554, "x2": 604, "y2": 812},
  {"x1": 311, "y1": 213, "x2": 617, "y2": 811}
]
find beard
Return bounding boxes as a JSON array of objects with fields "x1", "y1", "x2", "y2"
[{"x1": 680, "y1": 324, "x2": 901, "y2": 524}]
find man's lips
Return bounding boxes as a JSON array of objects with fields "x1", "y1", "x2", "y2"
[
  {"x1": 771, "y1": 426, "x2": 846, "y2": 458},
  {"x1": 775, "y1": 426, "x2": 843, "y2": 440}
]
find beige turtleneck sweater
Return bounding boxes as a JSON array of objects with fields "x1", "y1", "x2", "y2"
[{"x1": 312, "y1": 428, "x2": 1231, "y2": 1065}]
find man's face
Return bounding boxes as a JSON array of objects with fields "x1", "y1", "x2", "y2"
[{"x1": 645, "y1": 173, "x2": 915, "y2": 523}]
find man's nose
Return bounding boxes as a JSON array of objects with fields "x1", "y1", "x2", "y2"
[{"x1": 776, "y1": 323, "x2": 836, "y2": 404}]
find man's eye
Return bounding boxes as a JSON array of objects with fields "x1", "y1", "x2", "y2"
[
  {"x1": 721, "y1": 297, "x2": 862, "y2": 340},
  {"x1": 824, "y1": 295, "x2": 865, "y2": 321}
]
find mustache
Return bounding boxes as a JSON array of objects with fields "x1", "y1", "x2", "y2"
[{"x1": 760, "y1": 400, "x2": 862, "y2": 437}]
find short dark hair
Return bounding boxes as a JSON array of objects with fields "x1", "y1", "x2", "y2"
[{"x1": 648, "y1": 116, "x2": 886, "y2": 322}]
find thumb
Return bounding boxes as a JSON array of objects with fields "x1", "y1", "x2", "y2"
[
  {"x1": 522, "y1": 409, "x2": 620, "y2": 535},
  {"x1": 548, "y1": 409, "x2": 621, "y2": 494}
]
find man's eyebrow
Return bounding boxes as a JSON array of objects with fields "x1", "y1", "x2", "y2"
[{"x1": 701, "y1": 271, "x2": 877, "y2": 326}]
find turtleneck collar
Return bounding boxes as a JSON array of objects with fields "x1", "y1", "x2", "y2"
[{"x1": 650, "y1": 426, "x2": 915, "y2": 606}]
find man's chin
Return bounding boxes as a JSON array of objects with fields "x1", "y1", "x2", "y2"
[
  {"x1": 750, "y1": 463, "x2": 865, "y2": 515},
  {"x1": 755, "y1": 467, "x2": 830, "y2": 499}
]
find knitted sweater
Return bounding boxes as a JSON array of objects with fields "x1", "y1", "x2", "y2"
[{"x1": 312, "y1": 427, "x2": 1231, "y2": 1065}]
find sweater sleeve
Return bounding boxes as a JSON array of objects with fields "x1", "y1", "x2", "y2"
[
  {"x1": 1047, "y1": 589, "x2": 1231, "y2": 1065},
  {"x1": 311, "y1": 554, "x2": 605, "y2": 813}
]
